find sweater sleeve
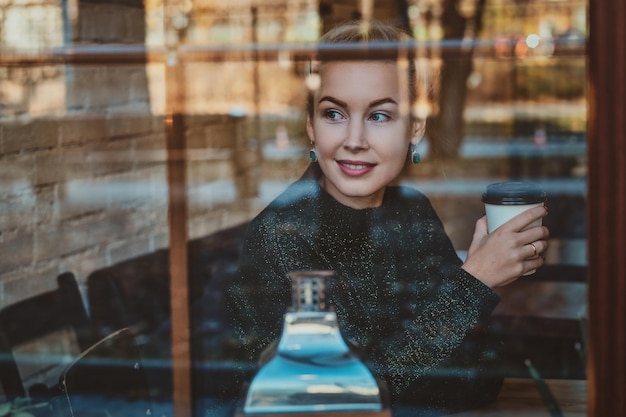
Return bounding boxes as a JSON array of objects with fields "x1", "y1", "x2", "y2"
[
  {"x1": 368, "y1": 195, "x2": 504, "y2": 411},
  {"x1": 375, "y1": 268, "x2": 500, "y2": 384},
  {"x1": 368, "y1": 269, "x2": 504, "y2": 412}
]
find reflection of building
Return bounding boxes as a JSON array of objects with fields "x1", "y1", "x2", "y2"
[
  {"x1": 0, "y1": 0, "x2": 65, "y2": 115},
  {"x1": 0, "y1": 0, "x2": 587, "y2": 314},
  {"x1": 145, "y1": 0, "x2": 320, "y2": 46},
  {"x1": 1, "y1": 0, "x2": 587, "y2": 118},
  {"x1": 0, "y1": 0, "x2": 158, "y2": 307},
  {"x1": 469, "y1": 0, "x2": 586, "y2": 104}
]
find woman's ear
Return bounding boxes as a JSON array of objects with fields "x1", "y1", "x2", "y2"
[
  {"x1": 306, "y1": 115, "x2": 315, "y2": 144},
  {"x1": 410, "y1": 118, "x2": 426, "y2": 146}
]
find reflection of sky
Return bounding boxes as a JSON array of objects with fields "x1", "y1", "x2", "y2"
[
  {"x1": 278, "y1": 312, "x2": 348, "y2": 357},
  {"x1": 245, "y1": 354, "x2": 381, "y2": 414},
  {"x1": 245, "y1": 311, "x2": 382, "y2": 414}
]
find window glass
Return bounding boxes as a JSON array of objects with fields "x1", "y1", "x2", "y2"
[{"x1": 0, "y1": 0, "x2": 586, "y2": 415}]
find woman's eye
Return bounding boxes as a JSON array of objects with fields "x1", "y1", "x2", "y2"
[
  {"x1": 323, "y1": 109, "x2": 344, "y2": 121},
  {"x1": 370, "y1": 112, "x2": 390, "y2": 122}
]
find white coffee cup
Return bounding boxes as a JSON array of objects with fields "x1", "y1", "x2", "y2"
[{"x1": 482, "y1": 182, "x2": 547, "y2": 274}]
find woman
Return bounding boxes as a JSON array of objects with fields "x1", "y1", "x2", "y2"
[{"x1": 226, "y1": 20, "x2": 549, "y2": 414}]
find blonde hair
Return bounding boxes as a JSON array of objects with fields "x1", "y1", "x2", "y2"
[
  {"x1": 320, "y1": 20, "x2": 412, "y2": 43},
  {"x1": 307, "y1": 20, "x2": 418, "y2": 119}
]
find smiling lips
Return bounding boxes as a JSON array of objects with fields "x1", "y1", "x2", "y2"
[{"x1": 336, "y1": 159, "x2": 376, "y2": 176}]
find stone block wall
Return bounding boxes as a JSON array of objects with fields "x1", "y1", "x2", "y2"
[
  {"x1": 0, "y1": 0, "x2": 306, "y2": 314},
  {"x1": 0, "y1": 113, "x2": 254, "y2": 308}
]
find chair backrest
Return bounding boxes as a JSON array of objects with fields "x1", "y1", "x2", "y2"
[
  {"x1": 0, "y1": 272, "x2": 92, "y2": 400},
  {"x1": 58, "y1": 327, "x2": 154, "y2": 417},
  {"x1": 86, "y1": 222, "x2": 249, "y2": 340}
]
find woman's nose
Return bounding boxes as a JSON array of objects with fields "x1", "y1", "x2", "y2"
[{"x1": 343, "y1": 120, "x2": 368, "y2": 150}]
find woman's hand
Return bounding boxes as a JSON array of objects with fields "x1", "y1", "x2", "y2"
[{"x1": 461, "y1": 205, "x2": 549, "y2": 288}]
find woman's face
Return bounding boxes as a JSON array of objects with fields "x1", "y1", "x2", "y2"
[{"x1": 307, "y1": 60, "x2": 422, "y2": 209}]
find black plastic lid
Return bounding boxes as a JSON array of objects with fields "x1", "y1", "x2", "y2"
[{"x1": 482, "y1": 181, "x2": 547, "y2": 205}]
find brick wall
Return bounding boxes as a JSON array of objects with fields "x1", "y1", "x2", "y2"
[
  {"x1": 0, "y1": 112, "x2": 254, "y2": 308},
  {"x1": 0, "y1": 0, "x2": 259, "y2": 309}
]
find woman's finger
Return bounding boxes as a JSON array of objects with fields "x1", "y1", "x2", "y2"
[
  {"x1": 526, "y1": 242, "x2": 539, "y2": 258},
  {"x1": 498, "y1": 205, "x2": 548, "y2": 232},
  {"x1": 517, "y1": 225, "x2": 550, "y2": 244}
]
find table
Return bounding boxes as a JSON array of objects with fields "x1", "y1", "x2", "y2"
[
  {"x1": 231, "y1": 378, "x2": 585, "y2": 417},
  {"x1": 446, "y1": 378, "x2": 587, "y2": 416},
  {"x1": 234, "y1": 410, "x2": 391, "y2": 417}
]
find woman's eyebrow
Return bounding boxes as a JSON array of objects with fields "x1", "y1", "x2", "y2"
[
  {"x1": 318, "y1": 96, "x2": 347, "y2": 108},
  {"x1": 318, "y1": 96, "x2": 398, "y2": 108},
  {"x1": 369, "y1": 97, "x2": 398, "y2": 108}
]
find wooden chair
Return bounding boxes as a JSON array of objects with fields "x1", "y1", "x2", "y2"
[{"x1": 0, "y1": 272, "x2": 93, "y2": 401}]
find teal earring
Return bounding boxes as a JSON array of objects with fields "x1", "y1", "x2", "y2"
[
  {"x1": 309, "y1": 148, "x2": 317, "y2": 162},
  {"x1": 411, "y1": 145, "x2": 421, "y2": 164}
]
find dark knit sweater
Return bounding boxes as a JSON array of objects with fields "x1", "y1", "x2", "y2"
[{"x1": 227, "y1": 172, "x2": 503, "y2": 413}]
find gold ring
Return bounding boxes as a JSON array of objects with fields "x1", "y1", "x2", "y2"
[{"x1": 529, "y1": 242, "x2": 537, "y2": 257}]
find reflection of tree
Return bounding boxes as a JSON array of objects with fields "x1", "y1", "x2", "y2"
[{"x1": 426, "y1": 0, "x2": 487, "y2": 160}]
